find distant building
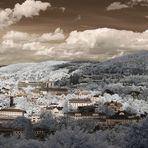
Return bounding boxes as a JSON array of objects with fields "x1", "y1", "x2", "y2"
[
  {"x1": 0, "y1": 127, "x2": 49, "y2": 139},
  {"x1": 0, "y1": 96, "x2": 26, "y2": 123},
  {"x1": 18, "y1": 80, "x2": 68, "y2": 96},
  {"x1": 104, "y1": 101, "x2": 123, "y2": 112},
  {"x1": 0, "y1": 108, "x2": 26, "y2": 123},
  {"x1": 65, "y1": 110, "x2": 141, "y2": 129},
  {"x1": 69, "y1": 98, "x2": 92, "y2": 110},
  {"x1": 47, "y1": 87, "x2": 68, "y2": 96},
  {"x1": 47, "y1": 81, "x2": 55, "y2": 88},
  {"x1": 45, "y1": 106, "x2": 63, "y2": 117},
  {"x1": 65, "y1": 112, "x2": 106, "y2": 121},
  {"x1": 31, "y1": 115, "x2": 41, "y2": 124}
]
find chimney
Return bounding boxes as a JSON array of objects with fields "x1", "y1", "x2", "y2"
[{"x1": 10, "y1": 96, "x2": 14, "y2": 107}]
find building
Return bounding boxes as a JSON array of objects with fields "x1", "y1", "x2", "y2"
[
  {"x1": 68, "y1": 98, "x2": 92, "y2": 110},
  {"x1": 0, "y1": 127, "x2": 50, "y2": 139},
  {"x1": 0, "y1": 108, "x2": 26, "y2": 118},
  {"x1": 47, "y1": 81, "x2": 55, "y2": 88},
  {"x1": 31, "y1": 115, "x2": 41, "y2": 124},
  {"x1": 0, "y1": 96, "x2": 26, "y2": 123},
  {"x1": 65, "y1": 105, "x2": 142, "y2": 129},
  {"x1": 18, "y1": 80, "x2": 68, "y2": 96},
  {"x1": 65, "y1": 112, "x2": 106, "y2": 121},
  {"x1": 47, "y1": 87, "x2": 68, "y2": 96},
  {"x1": 104, "y1": 101, "x2": 123, "y2": 112},
  {"x1": 0, "y1": 108, "x2": 26, "y2": 123},
  {"x1": 45, "y1": 106, "x2": 63, "y2": 117},
  {"x1": 18, "y1": 81, "x2": 47, "y2": 89}
]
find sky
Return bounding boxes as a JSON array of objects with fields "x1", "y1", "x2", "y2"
[{"x1": 0, "y1": 0, "x2": 148, "y2": 65}]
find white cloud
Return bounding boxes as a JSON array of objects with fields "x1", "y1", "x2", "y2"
[
  {"x1": 2, "y1": 40, "x2": 21, "y2": 49},
  {"x1": 3, "y1": 31, "x2": 30, "y2": 41},
  {"x1": 2, "y1": 28, "x2": 65, "y2": 44},
  {"x1": 59, "y1": 7, "x2": 66, "y2": 13},
  {"x1": 1, "y1": 28, "x2": 148, "y2": 61},
  {"x1": 39, "y1": 28, "x2": 65, "y2": 42},
  {"x1": 66, "y1": 28, "x2": 148, "y2": 51},
  {"x1": 0, "y1": 8, "x2": 14, "y2": 27},
  {"x1": 22, "y1": 42, "x2": 46, "y2": 51},
  {"x1": 0, "y1": 0, "x2": 50, "y2": 28},
  {"x1": 1, "y1": 28, "x2": 65, "y2": 53},
  {"x1": 74, "y1": 15, "x2": 81, "y2": 21},
  {"x1": 107, "y1": 2, "x2": 129, "y2": 11},
  {"x1": 130, "y1": 0, "x2": 148, "y2": 4},
  {"x1": 107, "y1": 0, "x2": 148, "y2": 11}
]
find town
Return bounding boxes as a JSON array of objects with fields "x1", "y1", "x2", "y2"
[{"x1": 0, "y1": 80, "x2": 146, "y2": 138}]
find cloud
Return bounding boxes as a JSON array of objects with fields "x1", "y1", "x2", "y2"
[
  {"x1": 107, "y1": 2, "x2": 129, "y2": 11},
  {"x1": 130, "y1": 0, "x2": 148, "y2": 4},
  {"x1": 49, "y1": 7, "x2": 66, "y2": 13},
  {"x1": 67, "y1": 29, "x2": 148, "y2": 50},
  {"x1": 3, "y1": 31, "x2": 30, "y2": 41},
  {"x1": 39, "y1": 28, "x2": 65, "y2": 42},
  {"x1": 0, "y1": 0, "x2": 50, "y2": 28},
  {"x1": 74, "y1": 15, "x2": 81, "y2": 21},
  {"x1": 1, "y1": 28, "x2": 65, "y2": 56},
  {"x1": 107, "y1": 0, "x2": 148, "y2": 11},
  {"x1": 59, "y1": 7, "x2": 66, "y2": 13},
  {"x1": 1, "y1": 28, "x2": 148, "y2": 61},
  {"x1": 2, "y1": 28, "x2": 65, "y2": 43}
]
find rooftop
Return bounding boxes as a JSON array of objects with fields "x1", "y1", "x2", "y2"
[
  {"x1": 0, "y1": 108, "x2": 26, "y2": 113},
  {"x1": 47, "y1": 87, "x2": 68, "y2": 92},
  {"x1": 69, "y1": 98, "x2": 91, "y2": 103}
]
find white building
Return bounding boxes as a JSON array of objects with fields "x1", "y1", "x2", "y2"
[
  {"x1": 45, "y1": 106, "x2": 64, "y2": 117},
  {"x1": 31, "y1": 115, "x2": 41, "y2": 124},
  {"x1": 47, "y1": 81, "x2": 55, "y2": 88},
  {"x1": 0, "y1": 108, "x2": 26, "y2": 123},
  {"x1": 69, "y1": 99, "x2": 92, "y2": 110},
  {"x1": 0, "y1": 108, "x2": 26, "y2": 118}
]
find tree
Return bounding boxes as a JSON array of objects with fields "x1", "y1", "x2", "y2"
[
  {"x1": 45, "y1": 127, "x2": 114, "y2": 148},
  {"x1": 24, "y1": 119, "x2": 34, "y2": 139},
  {"x1": 125, "y1": 117, "x2": 148, "y2": 148},
  {"x1": 70, "y1": 74, "x2": 79, "y2": 85},
  {"x1": 15, "y1": 140, "x2": 44, "y2": 148},
  {"x1": 37, "y1": 112, "x2": 58, "y2": 132}
]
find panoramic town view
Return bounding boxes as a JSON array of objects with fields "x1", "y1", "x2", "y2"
[{"x1": 0, "y1": 0, "x2": 148, "y2": 148}]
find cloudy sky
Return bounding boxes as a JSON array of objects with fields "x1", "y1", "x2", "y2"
[{"x1": 0, "y1": 0, "x2": 148, "y2": 65}]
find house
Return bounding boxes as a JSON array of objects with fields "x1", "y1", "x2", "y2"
[
  {"x1": 18, "y1": 80, "x2": 68, "y2": 96},
  {"x1": 0, "y1": 108, "x2": 26, "y2": 123},
  {"x1": 18, "y1": 81, "x2": 50, "y2": 93},
  {"x1": 65, "y1": 112, "x2": 106, "y2": 121},
  {"x1": 0, "y1": 127, "x2": 50, "y2": 139},
  {"x1": 0, "y1": 96, "x2": 26, "y2": 123},
  {"x1": 65, "y1": 108, "x2": 142, "y2": 129},
  {"x1": 104, "y1": 101, "x2": 123, "y2": 112},
  {"x1": 47, "y1": 81, "x2": 55, "y2": 88},
  {"x1": 31, "y1": 115, "x2": 41, "y2": 124},
  {"x1": 47, "y1": 87, "x2": 68, "y2": 96},
  {"x1": 78, "y1": 106, "x2": 96, "y2": 113},
  {"x1": 45, "y1": 106, "x2": 63, "y2": 117},
  {"x1": 68, "y1": 98, "x2": 92, "y2": 110},
  {"x1": 0, "y1": 108, "x2": 26, "y2": 118}
]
